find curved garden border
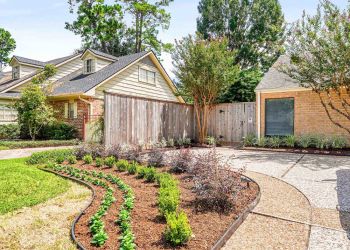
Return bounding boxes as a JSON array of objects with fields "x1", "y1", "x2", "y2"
[
  {"x1": 211, "y1": 175, "x2": 261, "y2": 250},
  {"x1": 42, "y1": 168, "x2": 96, "y2": 250}
]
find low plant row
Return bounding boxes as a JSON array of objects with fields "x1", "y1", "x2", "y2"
[
  {"x1": 52, "y1": 164, "x2": 137, "y2": 250},
  {"x1": 46, "y1": 164, "x2": 115, "y2": 247},
  {"x1": 0, "y1": 139, "x2": 79, "y2": 150},
  {"x1": 244, "y1": 133, "x2": 349, "y2": 150}
]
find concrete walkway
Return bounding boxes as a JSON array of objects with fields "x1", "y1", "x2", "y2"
[
  {"x1": 208, "y1": 148, "x2": 350, "y2": 250},
  {"x1": 0, "y1": 146, "x2": 75, "y2": 160}
]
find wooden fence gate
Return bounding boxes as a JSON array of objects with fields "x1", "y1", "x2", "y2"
[{"x1": 104, "y1": 92, "x2": 256, "y2": 147}]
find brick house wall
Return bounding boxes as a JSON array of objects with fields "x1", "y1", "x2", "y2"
[
  {"x1": 51, "y1": 98, "x2": 104, "y2": 139},
  {"x1": 257, "y1": 89, "x2": 350, "y2": 141}
]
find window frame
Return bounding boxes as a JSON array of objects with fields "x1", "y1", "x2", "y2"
[
  {"x1": 12, "y1": 66, "x2": 20, "y2": 79},
  {"x1": 265, "y1": 97, "x2": 295, "y2": 137},
  {"x1": 68, "y1": 102, "x2": 75, "y2": 119},
  {"x1": 138, "y1": 66, "x2": 156, "y2": 85},
  {"x1": 85, "y1": 59, "x2": 94, "y2": 74}
]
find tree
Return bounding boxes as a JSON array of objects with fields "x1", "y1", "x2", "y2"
[
  {"x1": 280, "y1": 0, "x2": 350, "y2": 134},
  {"x1": 197, "y1": 0, "x2": 285, "y2": 102},
  {"x1": 123, "y1": 0, "x2": 174, "y2": 54},
  {"x1": 172, "y1": 35, "x2": 239, "y2": 143},
  {"x1": 66, "y1": 0, "x2": 174, "y2": 56},
  {"x1": 14, "y1": 65, "x2": 57, "y2": 140},
  {"x1": 0, "y1": 28, "x2": 16, "y2": 71},
  {"x1": 66, "y1": 0, "x2": 127, "y2": 55}
]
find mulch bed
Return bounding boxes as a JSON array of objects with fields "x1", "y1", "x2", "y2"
[
  {"x1": 243, "y1": 146, "x2": 350, "y2": 156},
  {"x1": 65, "y1": 162, "x2": 259, "y2": 250}
]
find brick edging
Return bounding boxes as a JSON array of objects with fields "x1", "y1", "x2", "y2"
[
  {"x1": 41, "y1": 168, "x2": 96, "y2": 250},
  {"x1": 211, "y1": 175, "x2": 261, "y2": 250}
]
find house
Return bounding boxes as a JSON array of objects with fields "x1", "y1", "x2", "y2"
[
  {"x1": 255, "y1": 55, "x2": 350, "y2": 141},
  {"x1": 0, "y1": 49, "x2": 183, "y2": 138}
]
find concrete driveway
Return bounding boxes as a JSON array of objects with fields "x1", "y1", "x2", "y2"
[{"x1": 213, "y1": 148, "x2": 350, "y2": 249}]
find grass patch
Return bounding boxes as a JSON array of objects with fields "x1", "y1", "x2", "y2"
[
  {"x1": 0, "y1": 139, "x2": 79, "y2": 150},
  {"x1": 0, "y1": 158, "x2": 70, "y2": 214}
]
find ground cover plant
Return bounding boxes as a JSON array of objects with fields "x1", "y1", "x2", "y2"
[
  {"x1": 0, "y1": 158, "x2": 69, "y2": 214},
  {"x1": 27, "y1": 148, "x2": 74, "y2": 165},
  {"x1": 243, "y1": 134, "x2": 349, "y2": 150},
  {"x1": 0, "y1": 139, "x2": 79, "y2": 150}
]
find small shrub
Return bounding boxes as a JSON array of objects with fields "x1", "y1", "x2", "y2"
[
  {"x1": 167, "y1": 138, "x2": 175, "y2": 147},
  {"x1": 284, "y1": 135, "x2": 297, "y2": 148},
  {"x1": 55, "y1": 155, "x2": 65, "y2": 164},
  {"x1": 136, "y1": 166, "x2": 147, "y2": 179},
  {"x1": 105, "y1": 144, "x2": 123, "y2": 160},
  {"x1": 257, "y1": 137, "x2": 267, "y2": 147},
  {"x1": 313, "y1": 134, "x2": 328, "y2": 149},
  {"x1": 104, "y1": 156, "x2": 115, "y2": 168},
  {"x1": 330, "y1": 136, "x2": 348, "y2": 149},
  {"x1": 145, "y1": 167, "x2": 157, "y2": 182},
  {"x1": 243, "y1": 133, "x2": 256, "y2": 147},
  {"x1": 67, "y1": 155, "x2": 77, "y2": 164},
  {"x1": 123, "y1": 145, "x2": 141, "y2": 162},
  {"x1": 147, "y1": 149, "x2": 163, "y2": 167},
  {"x1": 95, "y1": 157, "x2": 104, "y2": 167},
  {"x1": 159, "y1": 186, "x2": 180, "y2": 216},
  {"x1": 176, "y1": 138, "x2": 184, "y2": 147},
  {"x1": 159, "y1": 137, "x2": 167, "y2": 148},
  {"x1": 116, "y1": 159, "x2": 129, "y2": 172},
  {"x1": 183, "y1": 137, "x2": 191, "y2": 147},
  {"x1": 40, "y1": 121, "x2": 78, "y2": 140},
  {"x1": 83, "y1": 154, "x2": 93, "y2": 164},
  {"x1": 164, "y1": 211, "x2": 192, "y2": 246},
  {"x1": 169, "y1": 148, "x2": 192, "y2": 173},
  {"x1": 268, "y1": 136, "x2": 282, "y2": 148},
  {"x1": 298, "y1": 134, "x2": 313, "y2": 148},
  {"x1": 127, "y1": 161, "x2": 138, "y2": 175},
  {"x1": 0, "y1": 124, "x2": 20, "y2": 139},
  {"x1": 205, "y1": 136, "x2": 216, "y2": 146},
  {"x1": 74, "y1": 142, "x2": 107, "y2": 159}
]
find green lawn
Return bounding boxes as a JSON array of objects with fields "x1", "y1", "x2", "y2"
[
  {"x1": 0, "y1": 158, "x2": 70, "y2": 214},
  {"x1": 0, "y1": 139, "x2": 79, "y2": 150}
]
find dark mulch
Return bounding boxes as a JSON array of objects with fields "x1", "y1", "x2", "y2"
[{"x1": 67, "y1": 162, "x2": 259, "y2": 250}]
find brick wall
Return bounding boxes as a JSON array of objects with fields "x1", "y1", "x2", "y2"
[
  {"x1": 51, "y1": 98, "x2": 104, "y2": 139},
  {"x1": 257, "y1": 89, "x2": 350, "y2": 141}
]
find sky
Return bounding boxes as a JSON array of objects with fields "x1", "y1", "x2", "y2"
[{"x1": 0, "y1": 0, "x2": 348, "y2": 75}]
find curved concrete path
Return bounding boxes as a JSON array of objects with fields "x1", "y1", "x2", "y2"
[{"x1": 223, "y1": 171, "x2": 311, "y2": 250}]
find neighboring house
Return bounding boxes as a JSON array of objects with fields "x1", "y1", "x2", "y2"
[
  {"x1": 255, "y1": 55, "x2": 350, "y2": 141},
  {"x1": 0, "y1": 49, "x2": 183, "y2": 138}
]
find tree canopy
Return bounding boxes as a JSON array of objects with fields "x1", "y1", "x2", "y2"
[
  {"x1": 0, "y1": 28, "x2": 16, "y2": 70},
  {"x1": 66, "y1": 0, "x2": 174, "y2": 56},
  {"x1": 197, "y1": 0, "x2": 285, "y2": 102},
  {"x1": 172, "y1": 35, "x2": 239, "y2": 143},
  {"x1": 281, "y1": 0, "x2": 350, "y2": 134}
]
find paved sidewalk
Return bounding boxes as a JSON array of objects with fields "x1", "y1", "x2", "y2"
[{"x1": 0, "y1": 146, "x2": 75, "y2": 160}]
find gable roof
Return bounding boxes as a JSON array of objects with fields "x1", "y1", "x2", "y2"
[
  {"x1": 51, "y1": 51, "x2": 149, "y2": 96},
  {"x1": 81, "y1": 48, "x2": 119, "y2": 62},
  {"x1": 11, "y1": 56, "x2": 45, "y2": 68},
  {"x1": 255, "y1": 55, "x2": 302, "y2": 92}
]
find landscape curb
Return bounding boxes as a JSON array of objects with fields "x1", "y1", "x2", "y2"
[
  {"x1": 42, "y1": 168, "x2": 96, "y2": 250},
  {"x1": 211, "y1": 175, "x2": 261, "y2": 250}
]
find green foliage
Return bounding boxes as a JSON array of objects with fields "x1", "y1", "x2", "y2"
[
  {"x1": 330, "y1": 136, "x2": 348, "y2": 149},
  {"x1": 268, "y1": 137, "x2": 282, "y2": 148},
  {"x1": 67, "y1": 155, "x2": 77, "y2": 164},
  {"x1": 172, "y1": 35, "x2": 239, "y2": 143},
  {"x1": 40, "y1": 122, "x2": 78, "y2": 140},
  {"x1": 0, "y1": 139, "x2": 78, "y2": 151},
  {"x1": 83, "y1": 154, "x2": 93, "y2": 164},
  {"x1": 27, "y1": 149, "x2": 74, "y2": 165},
  {"x1": 298, "y1": 135, "x2": 313, "y2": 149},
  {"x1": 284, "y1": 135, "x2": 297, "y2": 148},
  {"x1": 243, "y1": 133, "x2": 256, "y2": 147},
  {"x1": 55, "y1": 155, "x2": 65, "y2": 164},
  {"x1": 159, "y1": 185, "x2": 180, "y2": 216},
  {"x1": 14, "y1": 65, "x2": 57, "y2": 140},
  {"x1": 197, "y1": 0, "x2": 285, "y2": 72},
  {"x1": 167, "y1": 138, "x2": 175, "y2": 147},
  {"x1": 257, "y1": 137, "x2": 268, "y2": 147},
  {"x1": 136, "y1": 166, "x2": 147, "y2": 179},
  {"x1": 0, "y1": 27, "x2": 16, "y2": 67},
  {"x1": 281, "y1": 0, "x2": 350, "y2": 134},
  {"x1": 127, "y1": 161, "x2": 138, "y2": 175},
  {"x1": 116, "y1": 159, "x2": 129, "y2": 171},
  {"x1": 95, "y1": 157, "x2": 104, "y2": 168},
  {"x1": 164, "y1": 211, "x2": 192, "y2": 246},
  {"x1": 145, "y1": 167, "x2": 157, "y2": 182},
  {"x1": 0, "y1": 124, "x2": 20, "y2": 140},
  {"x1": 104, "y1": 156, "x2": 115, "y2": 168},
  {"x1": 205, "y1": 136, "x2": 217, "y2": 146},
  {"x1": 0, "y1": 158, "x2": 69, "y2": 214}
]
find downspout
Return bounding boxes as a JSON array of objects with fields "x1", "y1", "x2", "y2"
[
  {"x1": 256, "y1": 91, "x2": 261, "y2": 139},
  {"x1": 78, "y1": 96, "x2": 93, "y2": 141},
  {"x1": 78, "y1": 96, "x2": 93, "y2": 116}
]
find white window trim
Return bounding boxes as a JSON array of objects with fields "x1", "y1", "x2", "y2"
[
  {"x1": 138, "y1": 66, "x2": 156, "y2": 85},
  {"x1": 84, "y1": 59, "x2": 95, "y2": 74}
]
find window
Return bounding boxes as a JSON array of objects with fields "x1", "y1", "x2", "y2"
[
  {"x1": 68, "y1": 103, "x2": 75, "y2": 119},
  {"x1": 265, "y1": 98, "x2": 294, "y2": 136},
  {"x1": 85, "y1": 59, "x2": 94, "y2": 74},
  {"x1": 64, "y1": 102, "x2": 77, "y2": 119},
  {"x1": 12, "y1": 66, "x2": 20, "y2": 79},
  {"x1": 139, "y1": 67, "x2": 156, "y2": 84},
  {"x1": 0, "y1": 105, "x2": 17, "y2": 122}
]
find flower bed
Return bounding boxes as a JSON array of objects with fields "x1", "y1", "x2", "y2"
[
  {"x1": 0, "y1": 139, "x2": 79, "y2": 150},
  {"x1": 42, "y1": 148, "x2": 259, "y2": 249}
]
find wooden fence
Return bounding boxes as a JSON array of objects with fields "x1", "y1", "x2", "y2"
[{"x1": 104, "y1": 92, "x2": 255, "y2": 147}]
